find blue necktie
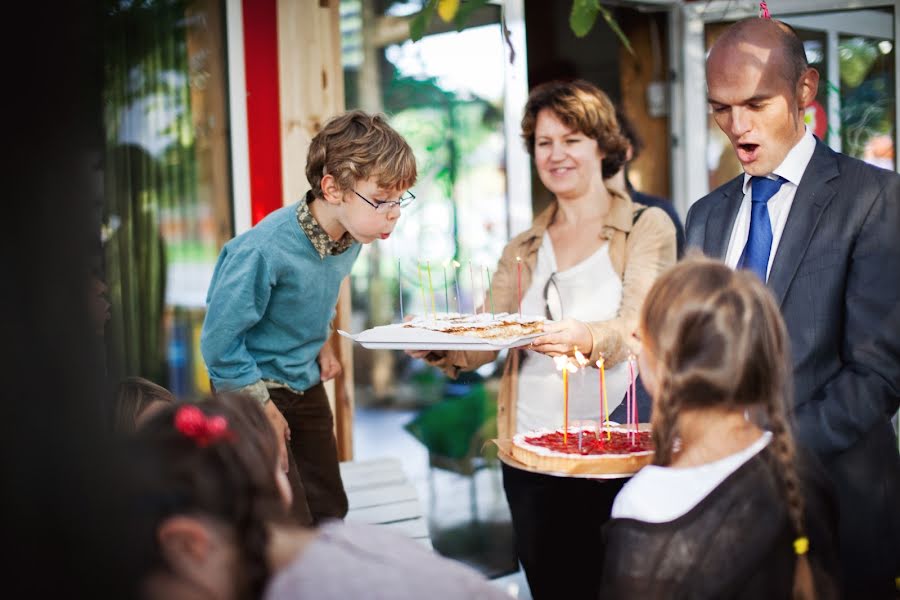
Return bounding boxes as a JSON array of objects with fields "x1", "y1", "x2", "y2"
[{"x1": 739, "y1": 176, "x2": 786, "y2": 281}]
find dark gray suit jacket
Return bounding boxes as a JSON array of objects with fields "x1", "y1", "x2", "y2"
[{"x1": 685, "y1": 140, "x2": 900, "y2": 591}]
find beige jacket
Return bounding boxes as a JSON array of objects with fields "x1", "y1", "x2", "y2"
[{"x1": 427, "y1": 189, "x2": 676, "y2": 439}]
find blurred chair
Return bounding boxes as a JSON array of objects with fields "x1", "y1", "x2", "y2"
[{"x1": 404, "y1": 380, "x2": 498, "y2": 521}]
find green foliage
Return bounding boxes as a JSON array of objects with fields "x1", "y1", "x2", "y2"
[
  {"x1": 384, "y1": 67, "x2": 501, "y2": 199},
  {"x1": 409, "y1": 0, "x2": 492, "y2": 41},
  {"x1": 569, "y1": 0, "x2": 598, "y2": 37},
  {"x1": 570, "y1": 0, "x2": 633, "y2": 54},
  {"x1": 409, "y1": 0, "x2": 438, "y2": 42},
  {"x1": 408, "y1": 0, "x2": 632, "y2": 54}
]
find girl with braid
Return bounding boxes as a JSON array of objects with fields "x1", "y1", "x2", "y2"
[
  {"x1": 600, "y1": 256, "x2": 839, "y2": 599},
  {"x1": 123, "y1": 397, "x2": 508, "y2": 600}
]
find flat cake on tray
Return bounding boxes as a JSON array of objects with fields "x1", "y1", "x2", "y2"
[{"x1": 339, "y1": 312, "x2": 546, "y2": 351}]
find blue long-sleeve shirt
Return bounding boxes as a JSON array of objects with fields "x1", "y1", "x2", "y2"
[{"x1": 200, "y1": 202, "x2": 360, "y2": 394}]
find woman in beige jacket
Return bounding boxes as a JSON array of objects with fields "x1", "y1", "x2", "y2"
[{"x1": 412, "y1": 80, "x2": 676, "y2": 600}]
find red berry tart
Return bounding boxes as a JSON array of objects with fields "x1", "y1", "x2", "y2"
[{"x1": 511, "y1": 425, "x2": 654, "y2": 475}]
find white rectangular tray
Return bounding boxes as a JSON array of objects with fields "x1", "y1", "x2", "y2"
[{"x1": 338, "y1": 323, "x2": 543, "y2": 351}]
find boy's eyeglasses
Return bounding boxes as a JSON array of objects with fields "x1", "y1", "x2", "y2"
[
  {"x1": 543, "y1": 273, "x2": 563, "y2": 320},
  {"x1": 352, "y1": 189, "x2": 415, "y2": 214}
]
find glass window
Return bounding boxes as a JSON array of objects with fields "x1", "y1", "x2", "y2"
[
  {"x1": 102, "y1": 0, "x2": 232, "y2": 399},
  {"x1": 839, "y1": 35, "x2": 895, "y2": 168}
]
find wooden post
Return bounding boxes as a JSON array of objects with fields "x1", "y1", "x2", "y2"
[
  {"x1": 277, "y1": 0, "x2": 354, "y2": 460},
  {"x1": 618, "y1": 12, "x2": 671, "y2": 199}
]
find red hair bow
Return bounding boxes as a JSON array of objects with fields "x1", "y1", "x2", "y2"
[{"x1": 174, "y1": 405, "x2": 233, "y2": 447}]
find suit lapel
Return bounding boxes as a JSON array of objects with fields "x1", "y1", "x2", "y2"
[
  {"x1": 768, "y1": 141, "x2": 840, "y2": 307},
  {"x1": 704, "y1": 176, "x2": 744, "y2": 259}
]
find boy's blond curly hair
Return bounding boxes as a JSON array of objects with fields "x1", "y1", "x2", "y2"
[{"x1": 306, "y1": 110, "x2": 417, "y2": 199}]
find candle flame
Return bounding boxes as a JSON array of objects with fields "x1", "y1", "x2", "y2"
[
  {"x1": 554, "y1": 355, "x2": 578, "y2": 373},
  {"x1": 573, "y1": 347, "x2": 589, "y2": 367},
  {"x1": 452, "y1": 260, "x2": 460, "y2": 268},
  {"x1": 596, "y1": 357, "x2": 605, "y2": 369},
  {"x1": 516, "y1": 256, "x2": 521, "y2": 262}
]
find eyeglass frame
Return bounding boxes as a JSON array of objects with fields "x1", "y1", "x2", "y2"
[
  {"x1": 351, "y1": 189, "x2": 415, "y2": 214},
  {"x1": 542, "y1": 272, "x2": 563, "y2": 321}
]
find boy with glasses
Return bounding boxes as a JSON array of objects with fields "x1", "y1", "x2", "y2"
[{"x1": 201, "y1": 110, "x2": 416, "y2": 525}]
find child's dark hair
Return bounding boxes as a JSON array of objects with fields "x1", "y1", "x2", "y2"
[
  {"x1": 125, "y1": 398, "x2": 289, "y2": 599},
  {"x1": 306, "y1": 109, "x2": 417, "y2": 199},
  {"x1": 639, "y1": 254, "x2": 814, "y2": 600},
  {"x1": 113, "y1": 376, "x2": 175, "y2": 434}
]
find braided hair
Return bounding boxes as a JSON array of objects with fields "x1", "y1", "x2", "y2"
[
  {"x1": 124, "y1": 398, "x2": 290, "y2": 600},
  {"x1": 639, "y1": 254, "x2": 814, "y2": 599}
]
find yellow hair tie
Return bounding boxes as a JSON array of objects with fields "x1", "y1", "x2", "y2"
[{"x1": 793, "y1": 537, "x2": 809, "y2": 556}]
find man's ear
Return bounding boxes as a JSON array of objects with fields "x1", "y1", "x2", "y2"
[
  {"x1": 157, "y1": 515, "x2": 213, "y2": 570},
  {"x1": 320, "y1": 174, "x2": 344, "y2": 205},
  {"x1": 796, "y1": 66, "x2": 820, "y2": 110}
]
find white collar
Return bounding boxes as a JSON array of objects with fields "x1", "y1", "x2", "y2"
[{"x1": 742, "y1": 126, "x2": 816, "y2": 193}]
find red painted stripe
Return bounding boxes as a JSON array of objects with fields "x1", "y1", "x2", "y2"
[{"x1": 242, "y1": 0, "x2": 283, "y2": 224}]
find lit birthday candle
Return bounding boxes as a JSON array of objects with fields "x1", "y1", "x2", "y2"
[{"x1": 554, "y1": 355, "x2": 577, "y2": 445}]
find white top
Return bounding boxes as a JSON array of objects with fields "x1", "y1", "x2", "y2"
[
  {"x1": 724, "y1": 127, "x2": 817, "y2": 279},
  {"x1": 264, "y1": 521, "x2": 508, "y2": 600},
  {"x1": 611, "y1": 431, "x2": 772, "y2": 523},
  {"x1": 515, "y1": 233, "x2": 633, "y2": 433}
]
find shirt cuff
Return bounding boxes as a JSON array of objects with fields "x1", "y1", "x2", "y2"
[{"x1": 234, "y1": 380, "x2": 270, "y2": 405}]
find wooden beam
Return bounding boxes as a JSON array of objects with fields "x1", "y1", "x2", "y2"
[{"x1": 277, "y1": 0, "x2": 354, "y2": 460}]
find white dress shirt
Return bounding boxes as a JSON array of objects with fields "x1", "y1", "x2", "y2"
[{"x1": 723, "y1": 127, "x2": 817, "y2": 279}]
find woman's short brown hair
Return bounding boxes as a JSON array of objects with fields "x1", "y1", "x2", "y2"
[
  {"x1": 520, "y1": 79, "x2": 628, "y2": 179},
  {"x1": 306, "y1": 110, "x2": 417, "y2": 199}
]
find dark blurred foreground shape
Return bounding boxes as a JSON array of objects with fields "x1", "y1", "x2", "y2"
[{"x1": 1, "y1": 2, "x2": 138, "y2": 597}]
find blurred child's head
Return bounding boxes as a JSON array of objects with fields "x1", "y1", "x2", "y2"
[
  {"x1": 113, "y1": 376, "x2": 175, "y2": 434},
  {"x1": 637, "y1": 254, "x2": 792, "y2": 464},
  {"x1": 215, "y1": 393, "x2": 293, "y2": 510},
  {"x1": 305, "y1": 110, "x2": 417, "y2": 243},
  {"x1": 125, "y1": 399, "x2": 291, "y2": 600}
]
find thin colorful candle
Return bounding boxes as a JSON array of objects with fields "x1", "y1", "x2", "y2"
[
  {"x1": 480, "y1": 266, "x2": 488, "y2": 317},
  {"x1": 563, "y1": 366, "x2": 569, "y2": 445},
  {"x1": 398, "y1": 258, "x2": 404, "y2": 321},
  {"x1": 628, "y1": 355, "x2": 641, "y2": 434},
  {"x1": 485, "y1": 266, "x2": 495, "y2": 317},
  {"x1": 554, "y1": 356, "x2": 570, "y2": 445},
  {"x1": 442, "y1": 262, "x2": 450, "y2": 314},
  {"x1": 597, "y1": 357, "x2": 610, "y2": 441},
  {"x1": 453, "y1": 260, "x2": 462, "y2": 314},
  {"x1": 627, "y1": 356, "x2": 636, "y2": 441},
  {"x1": 417, "y1": 263, "x2": 426, "y2": 314},
  {"x1": 516, "y1": 256, "x2": 522, "y2": 315},
  {"x1": 469, "y1": 261, "x2": 477, "y2": 314},
  {"x1": 426, "y1": 261, "x2": 436, "y2": 319}
]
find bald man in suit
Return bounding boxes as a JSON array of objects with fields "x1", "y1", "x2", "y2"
[{"x1": 685, "y1": 18, "x2": 900, "y2": 596}]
